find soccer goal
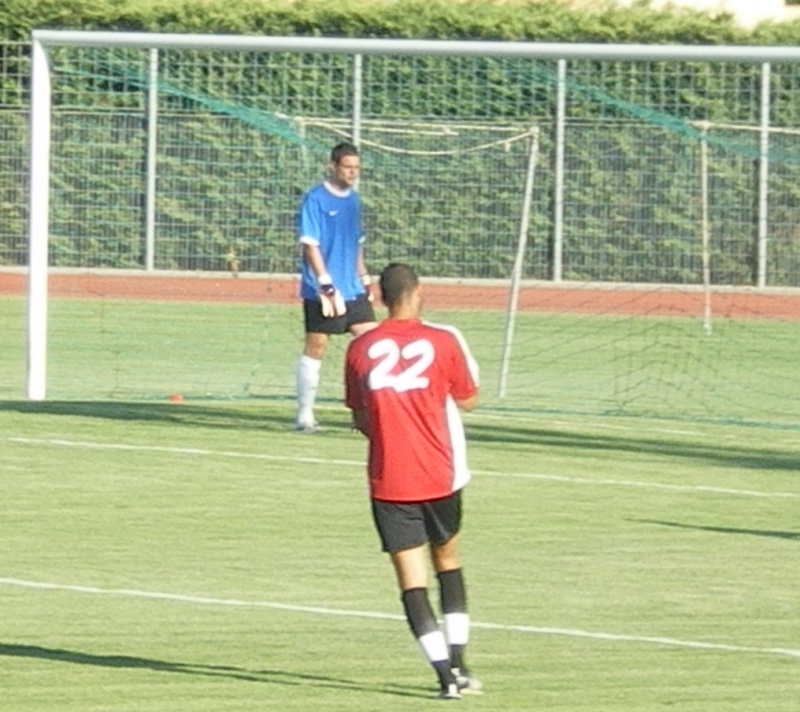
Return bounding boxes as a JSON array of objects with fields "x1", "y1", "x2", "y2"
[
  {"x1": 27, "y1": 31, "x2": 544, "y2": 404},
  {"x1": 25, "y1": 31, "x2": 800, "y2": 427}
]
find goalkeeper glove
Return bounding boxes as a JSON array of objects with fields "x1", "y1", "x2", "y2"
[
  {"x1": 361, "y1": 273, "x2": 374, "y2": 302},
  {"x1": 318, "y1": 274, "x2": 347, "y2": 318}
]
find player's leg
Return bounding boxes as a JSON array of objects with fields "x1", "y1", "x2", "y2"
[
  {"x1": 296, "y1": 331, "x2": 328, "y2": 430},
  {"x1": 432, "y1": 544, "x2": 482, "y2": 693},
  {"x1": 295, "y1": 299, "x2": 345, "y2": 431},
  {"x1": 392, "y1": 546, "x2": 460, "y2": 699},
  {"x1": 372, "y1": 500, "x2": 460, "y2": 699},
  {"x1": 345, "y1": 293, "x2": 378, "y2": 336},
  {"x1": 431, "y1": 537, "x2": 469, "y2": 670},
  {"x1": 428, "y1": 495, "x2": 483, "y2": 694}
]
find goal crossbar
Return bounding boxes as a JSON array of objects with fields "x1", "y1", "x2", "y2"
[{"x1": 31, "y1": 29, "x2": 800, "y2": 61}]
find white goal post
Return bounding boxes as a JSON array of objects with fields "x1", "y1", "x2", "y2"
[{"x1": 27, "y1": 31, "x2": 799, "y2": 401}]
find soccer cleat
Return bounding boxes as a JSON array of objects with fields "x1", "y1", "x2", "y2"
[
  {"x1": 454, "y1": 669, "x2": 484, "y2": 695},
  {"x1": 294, "y1": 418, "x2": 321, "y2": 434},
  {"x1": 437, "y1": 682, "x2": 461, "y2": 700}
]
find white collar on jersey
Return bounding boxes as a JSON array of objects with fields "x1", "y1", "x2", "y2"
[{"x1": 323, "y1": 180, "x2": 352, "y2": 198}]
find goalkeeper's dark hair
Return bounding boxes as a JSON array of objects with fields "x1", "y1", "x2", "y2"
[
  {"x1": 331, "y1": 142, "x2": 359, "y2": 164},
  {"x1": 380, "y1": 263, "x2": 419, "y2": 308}
]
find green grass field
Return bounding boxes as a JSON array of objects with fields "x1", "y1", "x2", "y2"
[
  {"x1": 2, "y1": 291, "x2": 800, "y2": 710},
  {"x1": 1, "y1": 402, "x2": 799, "y2": 711},
  {"x1": 2, "y1": 295, "x2": 798, "y2": 427}
]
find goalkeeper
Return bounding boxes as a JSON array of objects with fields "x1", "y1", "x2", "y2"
[{"x1": 294, "y1": 142, "x2": 377, "y2": 432}]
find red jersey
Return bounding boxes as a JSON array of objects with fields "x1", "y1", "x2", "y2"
[{"x1": 345, "y1": 318, "x2": 479, "y2": 502}]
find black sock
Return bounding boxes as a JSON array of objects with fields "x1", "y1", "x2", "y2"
[
  {"x1": 433, "y1": 659, "x2": 456, "y2": 687},
  {"x1": 402, "y1": 588, "x2": 455, "y2": 687},
  {"x1": 438, "y1": 568, "x2": 468, "y2": 671},
  {"x1": 401, "y1": 587, "x2": 438, "y2": 638},
  {"x1": 438, "y1": 568, "x2": 467, "y2": 613}
]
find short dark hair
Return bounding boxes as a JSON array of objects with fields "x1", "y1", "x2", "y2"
[
  {"x1": 330, "y1": 142, "x2": 359, "y2": 164},
  {"x1": 380, "y1": 263, "x2": 419, "y2": 308}
]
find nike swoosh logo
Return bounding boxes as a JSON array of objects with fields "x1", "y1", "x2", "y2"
[{"x1": 328, "y1": 210, "x2": 339, "y2": 216}]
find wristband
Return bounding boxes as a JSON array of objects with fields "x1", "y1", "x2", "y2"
[
  {"x1": 360, "y1": 273, "x2": 372, "y2": 287},
  {"x1": 318, "y1": 273, "x2": 333, "y2": 288}
]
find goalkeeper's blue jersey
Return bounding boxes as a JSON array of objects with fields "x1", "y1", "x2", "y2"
[{"x1": 297, "y1": 182, "x2": 365, "y2": 301}]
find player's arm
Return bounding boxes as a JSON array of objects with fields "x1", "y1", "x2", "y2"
[
  {"x1": 356, "y1": 243, "x2": 369, "y2": 279},
  {"x1": 455, "y1": 393, "x2": 479, "y2": 412},
  {"x1": 302, "y1": 242, "x2": 329, "y2": 281},
  {"x1": 345, "y1": 348, "x2": 370, "y2": 435},
  {"x1": 449, "y1": 331, "x2": 480, "y2": 412},
  {"x1": 302, "y1": 242, "x2": 346, "y2": 317},
  {"x1": 356, "y1": 243, "x2": 373, "y2": 300},
  {"x1": 350, "y1": 407, "x2": 370, "y2": 436}
]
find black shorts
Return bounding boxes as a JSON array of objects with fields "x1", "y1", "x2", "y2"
[
  {"x1": 371, "y1": 490, "x2": 463, "y2": 554},
  {"x1": 303, "y1": 293, "x2": 376, "y2": 335}
]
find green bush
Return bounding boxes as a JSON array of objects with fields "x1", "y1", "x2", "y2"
[{"x1": 0, "y1": 0, "x2": 753, "y2": 43}]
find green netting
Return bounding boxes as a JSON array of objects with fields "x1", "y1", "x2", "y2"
[
  {"x1": 6, "y1": 41, "x2": 800, "y2": 425},
  {"x1": 2, "y1": 296, "x2": 795, "y2": 429},
  {"x1": 31, "y1": 46, "x2": 800, "y2": 285}
]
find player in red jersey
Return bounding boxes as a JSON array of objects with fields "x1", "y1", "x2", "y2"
[{"x1": 345, "y1": 263, "x2": 482, "y2": 700}]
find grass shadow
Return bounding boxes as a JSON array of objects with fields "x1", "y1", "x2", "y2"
[
  {"x1": 466, "y1": 419, "x2": 800, "y2": 473},
  {"x1": 0, "y1": 398, "x2": 353, "y2": 434},
  {"x1": 630, "y1": 519, "x2": 800, "y2": 542},
  {"x1": 2, "y1": 399, "x2": 798, "y2": 472},
  {"x1": 0, "y1": 643, "x2": 431, "y2": 699}
]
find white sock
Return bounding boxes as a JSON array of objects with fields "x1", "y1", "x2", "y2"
[
  {"x1": 416, "y1": 630, "x2": 450, "y2": 665},
  {"x1": 443, "y1": 612, "x2": 470, "y2": 647},
  {"x1": 296, "y1": 354, "x2": 322, "y2": 424}
]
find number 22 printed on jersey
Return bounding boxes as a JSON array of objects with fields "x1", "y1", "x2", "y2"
[{"x1": 366, "y1": 338, "x2": 434, "y2": 393}]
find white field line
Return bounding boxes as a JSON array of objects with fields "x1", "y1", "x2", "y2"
[
  {"x1": 8, "y1": 437, "x2": 799, "y2": 500},
  {"x1": 1, "y1": 577, "x2": 798, "y2": 660},
  {"x1": 475, "y1": 470, "x2": 800, "y2": 499}
]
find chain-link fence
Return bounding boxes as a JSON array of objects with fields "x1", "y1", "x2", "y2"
[
  {"x1": 7, "y1": 34, "x2": 799, "y2": 421},
  {"x1": 5, "y1": 36, "x2": 800, "y2": 287}
]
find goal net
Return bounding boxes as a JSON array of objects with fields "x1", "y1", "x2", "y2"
[{"x1": 23, "y1": 32, "x2": 800, "y2": 428}]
